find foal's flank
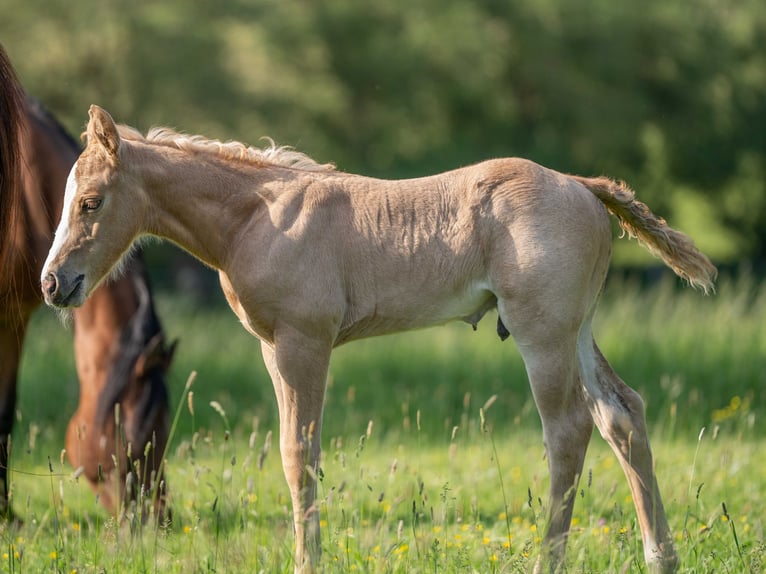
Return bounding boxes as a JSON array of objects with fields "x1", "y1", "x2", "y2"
[{"x1": 42, "y1": 105, "x2": 715, "y2": 573}]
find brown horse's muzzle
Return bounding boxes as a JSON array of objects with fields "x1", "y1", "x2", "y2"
[{"x1": 42, "y1": 270, "x2": 86, "y2": 307}]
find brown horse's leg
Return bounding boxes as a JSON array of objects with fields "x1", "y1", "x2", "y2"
[
  {"x1": 0, "y1": 316, "x2": 27, "y2": 520},
  {"x1": 261, "y1": 328, "x2": 330, "y2": 574},
  {"x1": 578, "y1": 326, "x2": 678, "y2": 573}
]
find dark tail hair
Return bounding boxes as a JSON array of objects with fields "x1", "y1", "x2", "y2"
[{"x1": 0, "y1": 45, "x2": 25, "y2": 271}]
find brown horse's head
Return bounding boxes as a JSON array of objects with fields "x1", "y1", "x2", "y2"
[{"x1": 42, "y1": 105, "x2": 141, "y2": 308}]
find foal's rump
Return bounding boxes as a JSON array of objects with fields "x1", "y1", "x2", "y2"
[
  {"x1": 459, "y1": 158, "x2": 715, "y2": 294},
  {"x1": 468, "y1": 160, "x2": 617, "y2": 343}
]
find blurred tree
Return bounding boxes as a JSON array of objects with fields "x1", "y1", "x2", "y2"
[{"x1": 1, "y1": 0, "x2": 763, "y2": 264}]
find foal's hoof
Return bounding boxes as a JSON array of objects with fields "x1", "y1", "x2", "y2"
[
  {"x1": 646, "y1": 549, "x2": 679, "y2": 574},
  {"x1": 531, "y1": 555, "x2": 565, "y2": 574}
]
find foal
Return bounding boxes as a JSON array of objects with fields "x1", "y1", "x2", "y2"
[{"x1": 42, "y1": 105, "x2": 715, "y2": 573}]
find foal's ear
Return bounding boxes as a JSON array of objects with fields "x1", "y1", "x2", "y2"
[{"x1": 87, "y1": 105, "x2": 120, "y2": 159}]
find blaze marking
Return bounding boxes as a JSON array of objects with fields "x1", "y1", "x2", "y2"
[{"x1": 42, "y1": 160, "x2": 78, "y2": 277}]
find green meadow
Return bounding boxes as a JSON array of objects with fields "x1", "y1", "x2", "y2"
[{"x1": 7, "y1": 272, "x2": 765, "y2": 572}]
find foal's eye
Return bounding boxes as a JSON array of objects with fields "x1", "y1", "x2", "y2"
[{"x1": 81, "y1": 197, "x2": 102, "y2": 212}]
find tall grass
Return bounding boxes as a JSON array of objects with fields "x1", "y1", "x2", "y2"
[
  {"x1": 7, "y1": 272, "x2": 765, "y2": 571},
  {"x1": 21, "y1": 271, "x2": 762, "y2": 441},
  {"x1": 2, "y1": 404, "x2": 764, "y2": 572}
]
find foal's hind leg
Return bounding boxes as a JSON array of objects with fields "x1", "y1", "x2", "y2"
[
  {"x1": 577, "y1": 324, "x2": 678, "y2": 573},
  {"x1": 497, "y1": 300, "x2": 594, "y2": 572}
]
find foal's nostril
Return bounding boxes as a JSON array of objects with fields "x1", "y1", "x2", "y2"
[{"x1": 42, "y1": 272, "x2": 58, "y2": 297}]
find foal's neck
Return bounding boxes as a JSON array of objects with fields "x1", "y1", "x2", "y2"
[{"x1": 135, "y1": 144, "x2": 267, "y2": 270}]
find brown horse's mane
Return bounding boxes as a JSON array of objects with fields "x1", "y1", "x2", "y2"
[
  {"x1": 0, "y1": 45, "x2": 25, "y2": 270},
  {"x1": 116, "y1": 124, "x2": 336, "y2": 173}
]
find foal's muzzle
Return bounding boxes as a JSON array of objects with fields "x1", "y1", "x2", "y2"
[{"x1": 42, "y1": 271, "x2": 85, "y2": 307}]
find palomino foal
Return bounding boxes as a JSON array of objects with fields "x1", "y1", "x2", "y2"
[{"x1": 42, "y1": 106, "x2": 715, "y2": 573}]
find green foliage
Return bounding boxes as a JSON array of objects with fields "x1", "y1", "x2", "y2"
[{"x1": 2, "y1": 0, "x2": 765, "y2": 260}]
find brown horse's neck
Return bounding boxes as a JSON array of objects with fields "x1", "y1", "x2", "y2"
[
  {"x1": 2, "y1": 99, "x2": 80, "y2": 306},
  {"x1": 22, "y1": 102, "x2": 80, "y2": 263},
  {"x1": 130, "y1": 142, "x2": 271, "y2": 271}
]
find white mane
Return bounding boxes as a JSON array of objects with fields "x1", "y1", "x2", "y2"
[{"x1": 116, "y1": 125, "x2": 335, "y2": 172}]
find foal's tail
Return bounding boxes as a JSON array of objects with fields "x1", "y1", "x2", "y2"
[
  {"x1": 572, "y1": 175, "x2": 717, "y2": 294},
  {"x1": 0, "y1": 45, "x2": 25, "y2": 271}
]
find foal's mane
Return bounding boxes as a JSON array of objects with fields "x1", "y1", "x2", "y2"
[{"x1": 116, "y1": 124, "x2": 335, "y2": 172}]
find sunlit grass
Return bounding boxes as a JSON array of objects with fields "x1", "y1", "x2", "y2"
[
  {"x1": 8, "y1": 273, "x2": 766, "y2": 571},
  {"x1": 2, "y1": 407, "x2": 764, "y2": 572}
]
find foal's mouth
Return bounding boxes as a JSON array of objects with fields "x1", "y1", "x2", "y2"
[{"x1": 57, "y1": 274, "x2": 86, "y2": 307}]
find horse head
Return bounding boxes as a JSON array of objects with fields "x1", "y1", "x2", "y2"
[{"x1": 41, "y1": 105, "x2": 140, "y2": 308}]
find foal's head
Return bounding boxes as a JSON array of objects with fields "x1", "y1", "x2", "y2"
[{"x1": 42, "y1": 105, "x2": 140, "y2": 308}]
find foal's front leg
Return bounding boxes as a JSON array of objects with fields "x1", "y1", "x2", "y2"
[{"x1": 261, "y1": 328, "x2": 331, "y2": 573}]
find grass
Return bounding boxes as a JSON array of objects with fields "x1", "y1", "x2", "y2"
[{"x1": 6, "y1": 272, "x2": 766, "y2": 572}]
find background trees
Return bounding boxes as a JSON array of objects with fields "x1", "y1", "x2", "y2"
[{"x1": 3, "y1": 0, "x2": 764, "y2": 266}]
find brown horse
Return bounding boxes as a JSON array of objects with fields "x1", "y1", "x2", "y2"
[
  {"x1": 0, "y1": 49, "x2": 174, "y2": 520},
  {"x1": 43, "y1": 105, "x2": 716, "y2": 573}
]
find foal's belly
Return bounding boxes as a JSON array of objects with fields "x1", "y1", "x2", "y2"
[{"x1": 336, "y1": 280, "x2": 497, "y2": 345}]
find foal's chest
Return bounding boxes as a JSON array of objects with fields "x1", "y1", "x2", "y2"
[{"x1": 218, "y1": 271, "x2": 275, "y2": 343}]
